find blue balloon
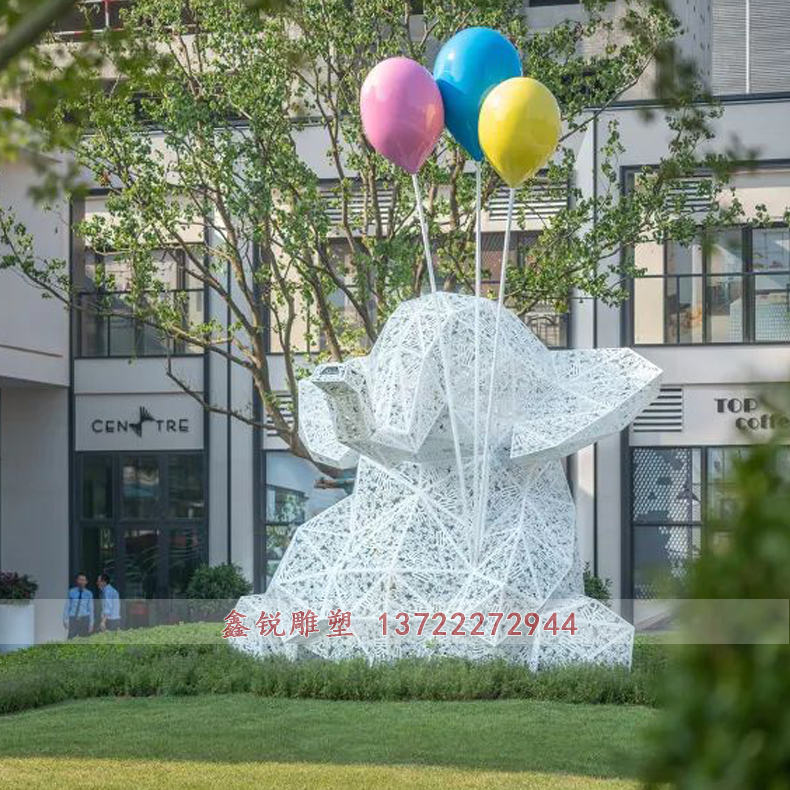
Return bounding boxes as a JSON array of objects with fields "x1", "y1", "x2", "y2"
[{"x1": 433, "y1": 28, "x2": 522, "y2": 161}]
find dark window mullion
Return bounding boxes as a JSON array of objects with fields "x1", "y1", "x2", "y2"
[
  {"x1": 744, "y1": 227, "x2": 754, "y2": 343},
  {"x1": 664, "y1": 241, "x2": 677, "y2": 345},
  {"x1": 702, "y1": 238, "x2": 709, "y2": 345},
  {"x1": 105, "y1": 299, "x2": 111, "y2": 357}
]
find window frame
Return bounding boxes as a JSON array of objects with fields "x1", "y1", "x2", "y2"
[
  {"x1": 529, "y1": 0, "x2": 581, "y2": 6},
  {"x1": 75, "y1": 246, "x2": 205, "y2": 359},
  {"x1": 481, "y1": 230, "x2": 571, "y2": 349},
  {"x1": 631, "y1": 223, "x2": 790, "y2": 346},
  {"x1": 629, "y1": 444, "x2": 787, "y2": 599},
  {"x1": 255, "y1": 448, "x2": 355, "y2": 593},
  {"x1": 75, "y1": 450, "x2": 208, "y2": 599}
]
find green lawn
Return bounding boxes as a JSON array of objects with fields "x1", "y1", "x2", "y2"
[
  {"x1": 0, "y1": 694, "x2": 654, "y2": 789},
  {"x1": 0, "y1": 757, "x2": 638, "y2": 790}
]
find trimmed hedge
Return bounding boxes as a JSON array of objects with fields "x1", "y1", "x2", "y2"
[{"x1": 0, "y1": 626, "x2": 671, "y2": 715}]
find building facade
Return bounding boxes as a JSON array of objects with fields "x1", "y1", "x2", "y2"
[{"x1": 1, "y1": 0, "x2": 789, "y2": 641}]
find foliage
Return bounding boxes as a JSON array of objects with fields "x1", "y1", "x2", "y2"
[
  {"x1": 0, "y1": 625, "x2": 668, "y2": 714},
  {"x1": 0, "y1": 571, "x2": 38, "y2": 600},
  {"x1": 642, "y1": 436, "x2": 790, "y2": 789},
  {"x1": 182, "y1": 563, "x2": 252, "y2": 619},
  {"x1": 184, "y1": 563, "x2": 253, "y2": 600},
  {"x1": 583, "y1": 563, "x2": 612, "y2": 607},
  {"x1": 0, "y1": 1, "x2": 121, "y2": 194},
  {"x1": 0, "y1": 0, "x2": 753, "y2": 465}
]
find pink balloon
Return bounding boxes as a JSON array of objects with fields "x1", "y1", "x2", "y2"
[{"x1": 360, "y1": 57, "x2": 444, "y2": 175}]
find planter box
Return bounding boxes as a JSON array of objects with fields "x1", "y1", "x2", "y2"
[{"x1": 0, "y1": 601, "x2": 35, "y2": 654}]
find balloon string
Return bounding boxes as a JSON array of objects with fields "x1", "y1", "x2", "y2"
[
  {"x1": 412, "y1": 173, "x2": 469, "y2": 520},
  {"x1": 472, "y1": 162, "x2": 482, "y2": 559},
  {"x1": 475, "y1": 186, "x2": 515, "y2": 564},
  {"x1": 411, "y1": 174, "x2": 438, "y2": 294}
]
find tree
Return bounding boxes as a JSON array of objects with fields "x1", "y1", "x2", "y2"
[
  {"x1": 642, "y1": 431, "x2": 790, "y2": 788},
  {"x1": 0, "y1": 0, "x2": 77, "y2": 73},
  {"x1": 0, "y1": 0, "x2": 755, "y2": 463},
  {"x1": 0, "y1": 0, "x2": 108, "y2": 183}
]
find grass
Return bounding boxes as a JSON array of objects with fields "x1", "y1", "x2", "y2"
[
  {"x1": 0, "y1": 694, "x2": 654, "y2": 789},
  {"x1": 0, "y1": 758, "x2": 638, "y2": 790},
  {"x1": 0, "y1": 625, "x2": 665, "y2": 788},
  {"x1": 0, "y1": 626, "x2": 669, "y2": 714}
]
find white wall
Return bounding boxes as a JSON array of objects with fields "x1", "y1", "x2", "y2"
[
  {"x1": 584, "y1": 96, "x2": 790, "y2": 609},
  {"x1": 0, "y1": 157, "x2": 69, "y2": 387},
  {"x1": 0, "y1": 387, "x2": 69, "y2": 643}
]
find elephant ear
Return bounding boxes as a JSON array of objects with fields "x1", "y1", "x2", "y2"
[
  {"x1": 297, "y1": 379, "x2": 358, "y2": 469},
  {"x1": 509, "y1": 348, "x2": 662, "y2": 464}
]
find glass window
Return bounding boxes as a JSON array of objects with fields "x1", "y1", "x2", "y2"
[
  {"x1": 81, "y1": 526, "x2": 115, "y2": 585},
  {"x1": 168, "y1": 456, "x2": 204, "y2": 518},
  {"x1": 707, "y1": 229, "x2": 744, "y2": 274},
  {"x1": 168, "y1": 528, "x2": 206, "y2": 598},
  {"x1": 481, "y1": 232, "x2": 569, "y2": 348},
  {"x1": 635, "y1": 226, "x2": 790, "y2": 345},
  {"x1": 633, "y1": 242, "x2": 665, "y2": 344},
  {"x1": 667, "y1": 239, "x2": 703, "y2": 276},
  {"x1": 79, "y1": 295, "x2": 109, "y2": 356},
  {"x1": 632, "y1": 447, "x2": 703, "y2": 599},
  {"x1": 634, "y1": 525, "x2": 701, "y2": 599},
  {"x1": 706, "y1": 275, "x2": 744, "y2": 342},
  {"x1": 139, "y1": 321, "x2": 169, "y2": 356},
  {"x1": 259, "y1": 452, "x2": 353, "y2": 590},
  {"x1": 753, "y1": 228, "x2": 790, "y2": 272},
  {"x1": 174, "y1": 291, "x2": 205, "y2": 354},
  {"x1": 108, "y1": 312, "x2": 136, "y2": 357},
  {"x1": 78, "y1": 245, "x2": 202, "y2": 357},
  {"x1": 480, "y1": 232, "x2": 520, "y2": 298},
  {"x1": 667, "y1": 275, "x2": 704, "y2": 344},
  {"x1": 706, "y1": 447, "x2": 749, "y2": 521},
  {"x1": 82, "y1": 455, "x2": 113, "y2": 520},
  {"x1": 753, "y1": 228, "x2": 790, "y2": 342},
  {"x1": 53, "y1": 1, "x2": 106, "y2": 35},
  {"x1": 523, "y1": 308, "x2": 569, "y2": 348},
  {"x1": 124, "y1": 528, "x2": 160, "y2": 599},
  {"x1": 630, "y1": 445, "x2": 790, "y2": 598},
  {"x1": 632, "y1": 448, "x2": 701, "y2": 526},
  {"x1": 633, "y1": 279, "x2": 664, "y2": 344},
  {"x1": 77, "y1": 452, "x2": 206, "y2": 606},
  {"x1": 121, "y1": 456, "x2": 160, "y2": 519}
]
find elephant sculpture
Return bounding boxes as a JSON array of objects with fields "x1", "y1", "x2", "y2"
[{"x1": 232, "y1": 293, "x2": 661, "y2": 668}]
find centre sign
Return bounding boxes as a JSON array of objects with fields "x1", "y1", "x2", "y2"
[{"x1": 76, "y1": 394, "x2": 204, "y2": 451}]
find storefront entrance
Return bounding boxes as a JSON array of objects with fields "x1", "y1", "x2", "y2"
[{"x1": 77, "y1": 451, "x2": 206, "y2": 625}]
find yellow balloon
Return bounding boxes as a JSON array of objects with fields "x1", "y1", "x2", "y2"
[{"x1": 478, "y1": 77, "x2": 561, "y2": 188}]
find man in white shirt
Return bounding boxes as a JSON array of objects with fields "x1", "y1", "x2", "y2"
[{"x1": 97, "y1": 573, "x2": 121, "y2": 632}]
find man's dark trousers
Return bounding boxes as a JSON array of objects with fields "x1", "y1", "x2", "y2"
[{"x1": 68, "y1": 617, "x2": 91, "y2": 639}]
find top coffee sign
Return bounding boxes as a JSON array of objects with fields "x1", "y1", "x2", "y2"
[{"x1": 715, "y1": 396, "x2": 790, "y2": 432}]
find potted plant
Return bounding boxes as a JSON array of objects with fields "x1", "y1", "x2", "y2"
[{"x1": 0, "y1": 571, "x2": 38, "y2": 653}]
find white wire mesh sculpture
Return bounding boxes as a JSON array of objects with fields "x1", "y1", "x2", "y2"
[{"x1": 233, "y1": 293, "x2": 662, "y2": 669}]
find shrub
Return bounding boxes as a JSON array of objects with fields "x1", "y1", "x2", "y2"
[
  {"x1": 183, "y1": 563, "x2": 252, "y2": 620},
  {"x1": 582, "y1": 563, "x2": 612, "y2": 606},
  {"x1": 0, "y1": 571, "x2": 38, "y2": 601},
  {"x1": 0, "y1": 624, "x2": 670, "y2": 716},
  {"x1": 185, "y1": 563, "x2": 252, "y2": 599}
]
